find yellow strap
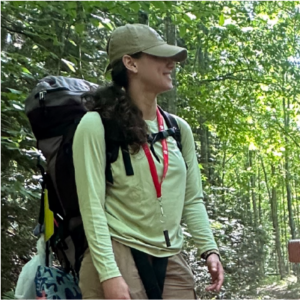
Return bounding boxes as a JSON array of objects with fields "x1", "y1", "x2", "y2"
[{"x1": 44, "y1": 189, "x2": 54, "y2": 242}]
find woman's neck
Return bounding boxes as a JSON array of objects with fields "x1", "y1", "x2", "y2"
[
  {"x1": 136, "y1": 99, "x2": 157, "y2": 120},
  {"x1": 128, "y1": 86, "x2": 157, "y2": 120}
]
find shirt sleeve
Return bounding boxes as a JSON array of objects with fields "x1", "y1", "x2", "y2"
[
  {"x1": 176, "y1": 116, "x2": 219, "y2": 256},
  {"x1": 73, "y1": 112, "x2": 121, "y2": 282}
]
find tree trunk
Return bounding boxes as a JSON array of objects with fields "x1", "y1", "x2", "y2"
[
  {"x1": 249, "y1": 151, "x2": 257, "y2": 227},
  {"x1": 294, "y1": 179, "x2": 300, "y2": 231},
  {"x1": 1, "y1": 29, "x2": 10, "y2": 52},
  {"x1": 258, "y1": 168, "x2": 262, "y2": 224},
  {"x1": 262, "y1": 160, "x2": 285, "y2": 278},
  {"x1": 283, "y1": 97, "x2": 296, "y2": 239},
  {"x1": 221, "y1": 146, "x2": 226, "y2": 203},
  {"x1": 158, "y1": 15, "x2": 177, "y2": 114},
  {"x1": 138, "y1": 10, "x2": 149, "y2": 25},
  {"x1": 281, "y1": 179, "x2": 289, "y2": 273}
]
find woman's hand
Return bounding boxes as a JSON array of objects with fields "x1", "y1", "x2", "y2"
[
  {"x1": 205, "y1": 254, "x2": 224, "y2": 292},
  {"x1": 102, "y1": 276, "x2": 131, "y2": 299}
]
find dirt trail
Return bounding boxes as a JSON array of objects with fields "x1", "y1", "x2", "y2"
[{"x1": 256, "y1": 276, "x2": 300, "y2": 299}]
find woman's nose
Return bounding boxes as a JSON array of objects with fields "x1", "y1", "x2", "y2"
[{"x1": 167, "y1": 59, "x2": 175, "y2": 69}]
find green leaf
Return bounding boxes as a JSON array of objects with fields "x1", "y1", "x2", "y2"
[
  {"x1": 179, "y1": 26, "x2": 186, "y2": 37},
  {"x1": 68, "y1": 39, "x2": 77, "y2": 46},
  {"x1": 66, "y1": 1, "x2": 77, "y2": 9},
  {"x1": 151, "y1": 1, "x2": 166, "y2": 10},
  {"x1": 21, "y1": 72, "x2": 35, "y2": 80},
  {"x1": 75, "y1": 23, "x2": 85, "y2": 34},
  {"x1": 12, "y1": 104, "x2": 23, "y2": 111},
  {"x1": 219, "y1": 13, "x2": 225, "y2": 26},
  {"x1": 61, "y1": 58, "x2": 76, "y2": 72},
  {"x1": 21, "y1": 67, "x2": 31, "y2": 74},
  {"x1": 129, "y1": 1, "x2": 140, "y2": 12},
  {"x1": 2, "y1": 290, "x2": 15, "y2": 299},
  {"x1": 182, "y1": 14, "x2": 192, "y2": 24},
  {"x1": 104, "y1": 22, "x2": 114, "y2": 31},
  {"x1": 7, "y1": 88, "x2": 22, "y2": 95},
  {"x1": 164, "y1": 1, "x2": 173, "y2": 9},
  {"x1": 10, "y1": 1, "x2": 24, "y2": 7}
]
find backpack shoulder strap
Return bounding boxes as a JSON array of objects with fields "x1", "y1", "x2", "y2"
[
  {"x1": 157, "y1": 106, "x2": 182, "y2": 152},
  {"x1": 100, "y1": 115, "x2": 135, "y2": 184}
]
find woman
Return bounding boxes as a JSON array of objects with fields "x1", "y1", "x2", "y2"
[{"x1": 73, "y1": 24, "x2": 224, "y2": 299}]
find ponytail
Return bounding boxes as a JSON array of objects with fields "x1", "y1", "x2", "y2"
[{"x1": 86, "y1": 53, "x2": 147, "y2": 153}]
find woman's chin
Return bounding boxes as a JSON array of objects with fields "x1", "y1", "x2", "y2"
[{"x1": 159, "y1": 84, "x2": 174, "y2": 94}]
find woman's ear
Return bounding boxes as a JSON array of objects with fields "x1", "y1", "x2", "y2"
[{"x1": 122, "y1": 55, "x2": 138, "y2": 73}]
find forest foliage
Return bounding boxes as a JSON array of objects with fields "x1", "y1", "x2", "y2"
[{"x1": 1, "y1": 1, "x2": 300, "y2": 298}]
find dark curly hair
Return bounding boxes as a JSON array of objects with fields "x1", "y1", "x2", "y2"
[{"x1": 83, "y1": 53, "x2": 148, "y2": 154}]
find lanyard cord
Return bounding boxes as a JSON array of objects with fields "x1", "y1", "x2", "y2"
[
  {"x1": 142, "y1": 107, "x2": 171, "y2": 247},
  {"x1": 142, "y1": 107, "x2": 169, "y2": 199}
]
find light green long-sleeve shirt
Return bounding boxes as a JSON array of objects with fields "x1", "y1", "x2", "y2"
[{"x1": 73, "y1": 111, "x2": 218, "y2": 283}]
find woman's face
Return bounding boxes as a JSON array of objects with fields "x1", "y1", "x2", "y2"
[{"x1": 133, "y1": 54, "x2": 176, "y2": 95}]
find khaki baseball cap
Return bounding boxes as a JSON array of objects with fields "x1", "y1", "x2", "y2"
[{"x1": 105, "y1": 24, "x2": 187, "y2": 72}]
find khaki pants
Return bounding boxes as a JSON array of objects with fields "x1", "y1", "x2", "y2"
[{"x1": 79, "y1": 239, "x2": 196, "y2": 299}]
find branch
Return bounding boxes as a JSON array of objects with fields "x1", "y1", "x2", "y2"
[
  {"x1": 1, "y1": 22, "x2": 55, "y2": 40},
  {"x1": 2, "y1": 24, "x2": 60, "y2": 59},
  {"x1": 273, "y1": 116, "x2": 300, "y2": 148},
  {"x1": 225, "y1": 152, "x2": 237, "y2": 164},
  {"x1": 1, "y1": 24, "x2": 25, "y2": 35}
]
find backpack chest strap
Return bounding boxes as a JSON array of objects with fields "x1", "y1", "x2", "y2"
[{"x1": 147, "y1": 128, "x2": 176, "y2": 162}]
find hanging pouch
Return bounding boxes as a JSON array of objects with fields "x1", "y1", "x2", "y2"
[
  {"x1": 35, "y1": 265, "x2": 82, "y2": 299},
  {"x1": 15, "y1": 235, "x2": 50, "y2": 299}
]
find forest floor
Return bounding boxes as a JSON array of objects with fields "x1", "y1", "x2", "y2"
[{"x1": 253, "y1": 275, "x2": 300, "y2": 299}]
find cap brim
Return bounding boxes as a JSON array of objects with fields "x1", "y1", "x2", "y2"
[{"x1": 142, "y1": 44, "x2": 187, "y2": 62}]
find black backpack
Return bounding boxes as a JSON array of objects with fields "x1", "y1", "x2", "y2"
[{"x1": 25, "y1": 75, "x2": 182, "y2": 274}]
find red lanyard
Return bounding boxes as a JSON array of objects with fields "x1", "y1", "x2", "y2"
[{"x1": 142, "y1": 107, "x2": 169, "y2": 199}]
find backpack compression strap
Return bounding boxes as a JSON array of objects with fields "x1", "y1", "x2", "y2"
[{"x1": 157, "y1": 106, "x2": 182, "y2": 152}]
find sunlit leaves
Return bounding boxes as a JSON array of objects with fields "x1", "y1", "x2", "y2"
[
  {"x1": 1, "y1": 0, "x2": 300, "y2": 297},
  {"x1": 219, "y1": 13, "x2": 225, "y2": 26}
]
